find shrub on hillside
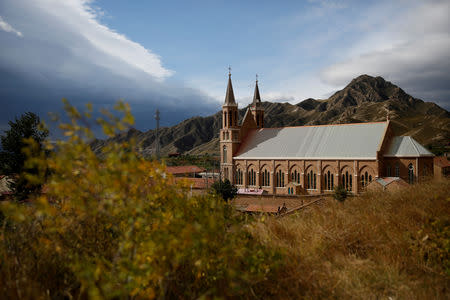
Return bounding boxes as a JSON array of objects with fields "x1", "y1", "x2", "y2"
[
  {"x1": 333, "y1": 185, "x2": 347, "y2": 202},
  {"x1": 0, "y1": 100, "x2": 280, "y2": 299}
]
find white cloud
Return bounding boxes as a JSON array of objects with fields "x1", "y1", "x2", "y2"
[
  {"x1": 0, "y1": 16, "x2": 23, "y2": 37},
  {"x1": 0, "y1": 0, "x2": 217, "y2": 131},
  {"x1": 320, "y1": 0, "x2": 450, "y2": 104}
]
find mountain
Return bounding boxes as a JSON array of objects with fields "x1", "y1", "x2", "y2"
[{"x1": 91, "y1": 75, "x2": 450, "y2": 157}]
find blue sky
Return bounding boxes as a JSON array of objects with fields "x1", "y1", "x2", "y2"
[{"x1": 0, "y1": 0, "x2": 449, "y2": 133}]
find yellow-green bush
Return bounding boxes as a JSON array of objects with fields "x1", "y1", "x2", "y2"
[{"x1": 0, "y1": 100, "x2": 280, "y2": 299}]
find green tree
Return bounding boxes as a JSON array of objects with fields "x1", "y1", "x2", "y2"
[
  {"x1": 211, "y1": 178, "x2": 238, "y2": 202},
  {"x1": 0, "y1": 112, "x2": 48, "y2": 200}
]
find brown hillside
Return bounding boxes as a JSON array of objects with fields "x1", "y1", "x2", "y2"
[{"x1": 91, "y1": 75, "x2": 449, "y2": 157}]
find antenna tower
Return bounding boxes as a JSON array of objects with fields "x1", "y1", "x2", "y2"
[{"x1": 155, "y1": 109, "x2": 160, "y2": 159}]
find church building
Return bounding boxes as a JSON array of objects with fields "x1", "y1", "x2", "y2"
[{"x1": 220, "y1": 73, "x2": 434, "y2": 195}]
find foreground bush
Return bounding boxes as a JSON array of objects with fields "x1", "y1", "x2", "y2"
[
  {"x1": 250, "y1": 180, "x2": 450, "y2": 299},
  {"x1": 0, "y1": 101, "x2": 280, "y2": 299}
]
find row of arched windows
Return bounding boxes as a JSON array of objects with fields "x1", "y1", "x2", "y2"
[{"x1": 231, "y1": 167, "x2": 382, "y2": 191}]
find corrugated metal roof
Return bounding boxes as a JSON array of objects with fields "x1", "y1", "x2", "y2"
[
  {"x1": 166, "y1": 165, "x2": 205, "y2": 174},
  {"x1": 235, "y1": 122, "x2": 388, "y2": 159},
  {"x1": 383, "y1": 136, "x2": 434, "y2": 157}
]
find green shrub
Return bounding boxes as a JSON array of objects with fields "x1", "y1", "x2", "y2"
[
  {"x1": 210, "y1": 178, "x2": 238, "y2": 202},
  {"x1": 333, "y1": 185, "x2": 347, "y2": 202}
]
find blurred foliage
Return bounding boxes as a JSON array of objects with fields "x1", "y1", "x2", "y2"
[
  {"x1": 0, "y1": 112, "x2": 49, "y2": 201},
  {"x1": 210, "y1": 179, "x2": 238, "y2": 202},
  {"x1": 0, "y1": 99, "x2": 280, "y2": 299},
  {"x1": 164, "y1": 154, "x2": 219, "y2": 171}
]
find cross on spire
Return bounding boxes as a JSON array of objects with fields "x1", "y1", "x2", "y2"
[
  {"x1": 256, "y1": 74, "x2": 258, "y2": 83},
  {"x1": 228, "y1": 66, "x2": 231, "y2": 77}
]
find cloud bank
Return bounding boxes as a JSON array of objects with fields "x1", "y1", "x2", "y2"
[{"x1": 0, "y1": 0, "x2": 218, "y2": 134}]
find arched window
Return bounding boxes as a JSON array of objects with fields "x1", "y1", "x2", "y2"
[
  {"x1": 261, "y1": 168, "x2": 270, "y2": 186},
  {"x1": 224, "y1": 167, "x2": 228, "y2": 180},
  {"x1": 395, "y1": 164, "x2": 400, "y2": 177},
  {"x1": 408, "y1": 163, "x2": 414, "y2": 184},
  {"x1": 386, "y1": 165, "x2": 391, "y2": 177},
  {"x1": 291, "y1": 169, "x2": 300, "y2": 184},
  {"x1": 235, "y1": 169, "x2": 243, "y2": 185},
  {"x1": 248, "y1": 168, "x2": 256, "y2": 186},
  {"x1": 324, "y1": 170, "x2": 334, "y2": 190},
  {"x1": 224, "y1": 112, "x2": 227, "y2": 127},
  {"x1": 276, "y1": 169, "x2": 285, "y2": 187},
  {"x1": 229, "y1": 111, "x2": 232, "y2": 127},
  {"x1": 307, "y1": 169, "x2": 317, "y2": 189},
  {"x1": 342, "y1": 170, "x2": 352, "y2": 191},
  {"x1": 222, "y1": 146, "x2": 227, "y2": 163}
]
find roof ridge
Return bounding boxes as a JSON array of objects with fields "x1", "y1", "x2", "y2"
[
  {"x1": 408, "y1": 136, "x2": 421, "y2": 156},
  {"x1": 254, "y1": 121, "x2": 387, "y2": 130}
]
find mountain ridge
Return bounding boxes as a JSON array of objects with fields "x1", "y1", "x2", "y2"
[{"x1": 91, "y1": 75, "x2": 449, "y2": 157}]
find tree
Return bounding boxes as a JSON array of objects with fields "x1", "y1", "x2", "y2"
[
  {"x1": 0, "y1": 112, "x2": 48, "y2": 200},
  {"x1": 211, "y1": 178, "x2": 238, "y2": 202}
]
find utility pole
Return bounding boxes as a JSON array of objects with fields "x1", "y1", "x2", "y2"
[{"x1": 155, "y1": 109, "x2": 160, "y2": 160}]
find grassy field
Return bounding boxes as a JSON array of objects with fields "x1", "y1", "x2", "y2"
[{"x1": 249, "y1": 180, "x2": 450, "y2": 299}]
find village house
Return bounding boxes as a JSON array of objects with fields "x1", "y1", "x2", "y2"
[{"x1": 220, "y1": 73, "x2": 434, "y2": 195}]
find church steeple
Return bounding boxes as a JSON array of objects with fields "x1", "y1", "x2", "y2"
[
  {"x1": 220, "y1": 67, "x2": 240, "y2": 182},
  {"x1": 224, "y1": 68, "x2": 236, "y2": 105},
  {"x1": 250, "y1": 74, "x2": 264, "y2": 128},
  {"x1": 252, "y1": 75, "x2": 261, "y2": 107}
]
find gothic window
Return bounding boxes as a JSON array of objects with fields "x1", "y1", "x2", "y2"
[
  {"x1": 235, "y1": 169, "x2": 243, "y2": 185},
  {"x1": 395, "y1": 164, "x2": 400, "y2": 177},
  {"x1": 361, "y1": 171, "x2": 369, "y2": 187},
  {"x1": 224, "y1": 112, "x2": 227, "y2": 127},
  {"x1": 408, "y1": 163, "x2": 414, "y2": 184},
  {"x1": 291, "y1": 169, "x2": 300, "y2": 184},
  {"x1": 307, "y1": 169, "x2": 316, "y2": 189},
  {"x1": 229, "y1": 112, "x2": 232, "y2": 127},
  {"x1": 222, "y1": 146, "x2": 227, "y2": 163},
  {"x1": 276, "y1": 169, "x2": 285, "y2": 187},
  {"x1": 261, "y1": 168, "x2": 270, "y2": 186},
  {"x1": 324, "y1": 170, "x2": 334, "y2": 190},
  {"x1": 386, "y1": 165, "x2": 391, "y2": 177},
  {"x1": 248, "y1": 168, "x2": 256, "y2": 186},
  {"x1": 342, "y1": 170, "x2": 352, "y2": 191}
]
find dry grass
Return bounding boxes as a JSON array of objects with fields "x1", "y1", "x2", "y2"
[{"x1": 249, "y1": 180, "x2": 450, "y2": 299}]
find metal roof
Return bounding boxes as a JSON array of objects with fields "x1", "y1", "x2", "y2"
[
  {"x1": 383, "y1": 136, "x2": 434, "y2": 157},
  {"x1": 235, "y1": 122, "x2": 388, "y2": 159}
]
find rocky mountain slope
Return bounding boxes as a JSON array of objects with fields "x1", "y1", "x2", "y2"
[{"x1": 91, "y1": 75, "x2": 449, "y2": 157}]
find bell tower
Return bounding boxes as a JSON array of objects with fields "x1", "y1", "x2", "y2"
[
  {"x1": 250, "y1": 75, "x2": 264, "y2": 128},
  {"x1": 220, "y1": 68, "x2": 240, "y2": 182}
]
